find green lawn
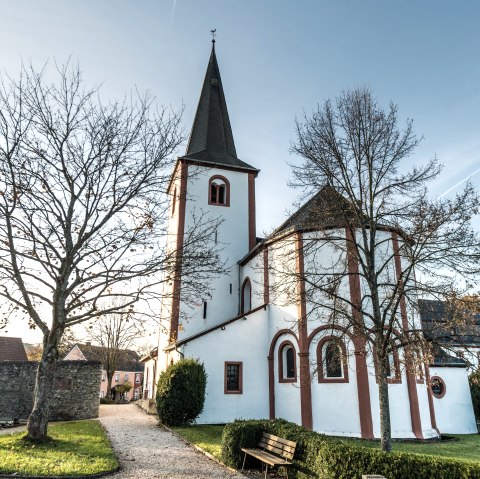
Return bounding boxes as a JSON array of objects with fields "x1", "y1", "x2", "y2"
[
  {"x1": 0, "y1": 420, "x2": 118, "y2": 476},
  {"x1": 173, "y1": 425, "x2": 224, "y2": 460},
  {"x1": 173, "y1": 424, "x2": 480, "y2": 465},
  {"x1": 340, "y1": 434, "x2": 480, "y2": 463}
]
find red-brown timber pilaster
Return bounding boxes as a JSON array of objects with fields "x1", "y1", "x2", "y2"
[
  {"x1": 268, "y1": 354, "x2": 275, "y2": 419},
  {"x1": 392, "y1": 233, "x2": 423, "y2": 439},
  {"x1": 263, "y1": 248, "x2": 269, "y2": 304},
  {"x1": 346, "y1": 227, "x2": 374, "y2": 439},
  {"x1": 248, "y1": 173, "x2": 256, "y2": 251},
  {"x1": 295, "y1": 233, "x2": 313, "y2": 429},
  {"x1": 424, "y1": 363, "x2": 440, "y2": 434},
  {"x1": 169, "y1": 160, "x2": 188, "y2": 342}
]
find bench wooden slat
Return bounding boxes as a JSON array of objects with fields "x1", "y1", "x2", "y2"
[
  {"x1": 241, "y1": 448, "x2": 292, "y2": 466},
  {"x1": 262, "y1": 432, "x2": 296, "y2": 448},
  {"x1": 258, "y1": 441, "x2": 294, "y2": 460},
  {"x1": 261, "y1": 436, "x2": 296, "y2": 452}
]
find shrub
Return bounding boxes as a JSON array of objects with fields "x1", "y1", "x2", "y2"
[
  {"x1": 222, "y1": 418, "x2": 480, "y2": 479},
  {"x1": 156, "y1": 358, "x2": 207, "y2": 426}
]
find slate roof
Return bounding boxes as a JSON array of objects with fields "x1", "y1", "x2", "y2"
[
  {"x1": 430, "y1": 345, "x2": 469, "y2": 368},
  {"x1": 180, "y1": 43, "x2": 258, "y2": 173},
  {"x1": 67, "y1": 343, "x2": 143, "y2": 372},
  {"x1": 419, "y1": 299, "x2": 480, "y2": 347},
  {"x1": 0, "y1": 337, "x2": 28, "y2": 361},
  {"x1": 271, "y1": 186, "x2": 353, "y2": 237}
]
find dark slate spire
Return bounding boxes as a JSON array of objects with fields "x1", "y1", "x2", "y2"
[{"x1": 181, "y1": 42, "x2": 258, "y2": 172}]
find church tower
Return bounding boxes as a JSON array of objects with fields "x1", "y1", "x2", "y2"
[{"x1": 164, "y1": 41, "x2": 259, "y2": 344}]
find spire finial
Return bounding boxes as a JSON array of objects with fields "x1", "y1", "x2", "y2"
[{"x1": 210, "y1": 29, "x2": 216, "y2": 45}]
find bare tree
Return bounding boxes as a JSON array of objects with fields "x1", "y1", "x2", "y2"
[
  {"x1": 87, "y1": 299, "x2": 144, "y2": 400},
  {"x1": 267, "y1": 88, "x2": 480, "y2": 452},
  {"x1": 0, "y1": 62, "x2": 224, "y2": 440}
]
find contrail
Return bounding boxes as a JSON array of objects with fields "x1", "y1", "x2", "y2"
[
  {"x1": 169, "y1": 0, "x2": 177, "y2": 29},
  {"x1": 438, "y1": 164, "x2": 480, "y2": 199}
]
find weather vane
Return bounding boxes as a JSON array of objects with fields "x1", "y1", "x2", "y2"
[{"x1": 210, "y1": 29, "x2": 216, "y2": 44}]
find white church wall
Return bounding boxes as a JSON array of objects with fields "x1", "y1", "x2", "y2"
[
  {"x1": 268, "y1": 237, "x2": 300, "y2": 323},
  {"x1": 302, "y1": 231, "x2": 350, "y2": 335},
  {"x1": 182, "y1": 307, "x2": 270, "y2": 423},
  {"x1": 429, "y1": 366, "x2": 477, "y2": 434},
  {"x1": 416, "y1": 380, "x2": 436, "y2": 436},
  {"x1": 177, "y1": 165, "x2": 252, "y2": 340},
  {"x1": 241, "y1": 257, "x2": 265, "y2": 311},
  {"x1": 309, "y1": 331, "x2": 362, "y2": 437}
]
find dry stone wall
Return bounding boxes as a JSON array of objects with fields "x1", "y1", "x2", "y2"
[{"x1": 0, "y1": 360, "x2": 102, "y2": 422}]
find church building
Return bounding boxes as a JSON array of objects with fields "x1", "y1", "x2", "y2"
[{"x1": 152, "y1": 42, "x2": 477, "y2": 438}]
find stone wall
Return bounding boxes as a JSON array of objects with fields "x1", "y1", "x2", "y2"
[{"x1": 0, "y1": 360, "x2": 102, "y2": 422}]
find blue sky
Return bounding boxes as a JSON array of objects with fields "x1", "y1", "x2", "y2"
[{"x1": 1, "y1": 1, "x2": 479, "y2": 341}]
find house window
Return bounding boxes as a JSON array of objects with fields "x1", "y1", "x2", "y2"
[
  {"x1": 317, "y1": 336, "x2": 349, "y2": 383},
  {"x1": 125, "y1": 373, "x2": 129, "y2": 381},
  {"x1": 133, "y1": 389, "x2": 139, "y2": 400},
  {"x1": 135, "y1": 373, "x2": 141, "y2": 383},
  {"x1": 278, "y1": 341, "x2": 297, "y2": 382},
  {"x1": 224, "y1": 362, "x2": 242, "y2": 394},
  {"x1": 115, "y1": 373, "x2": 120, "y2": 382},
  {"x1": 241, "y1": 278, "x2": 252, "y2": 314},
  {"x1": 430, "y1": 376, "x2": 446, "y2": 399},
  {"x1": 101, "y1": 371, "x2": 106, "y2": 381},
  {"x1": 209, "y1": 175, "x2": 230, "y2": 206}
]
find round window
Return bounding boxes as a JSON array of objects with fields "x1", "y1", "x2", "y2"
[{"x1": 430, "y1": 376, "x2": 446, "y2": 399}]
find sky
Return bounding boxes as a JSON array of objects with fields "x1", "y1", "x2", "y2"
[{"x1": 1, "y1": 0, "x2": 479, "y2": 343}]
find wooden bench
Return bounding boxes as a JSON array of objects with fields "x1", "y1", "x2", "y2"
[{"x1": 241, "y1": 432, "x2": 296, "y2": 479}]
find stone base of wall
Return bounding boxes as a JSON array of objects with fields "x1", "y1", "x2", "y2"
[
  {"x1": 0, "y1": 361, "x2": 102, "y2": 422},
  {"x1": 136, "y1": 399, "x2": 157, "y2": 415}
]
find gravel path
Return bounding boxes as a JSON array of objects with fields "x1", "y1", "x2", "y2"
[{"x1": 99, "y1": 404, "x2": 245, "y2": 479}]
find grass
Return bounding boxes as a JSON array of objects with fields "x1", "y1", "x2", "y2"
[
  {"x1": 0, "y1": 420, "x2": 118, "y2": 477},
  {"x1": 173, "y1": 424, "x2": 480, "y2": 465},
  {"x1": 340, "y1": 434, "x2": 480, "y2": 463},
  {"x1": 173, "y1": 425, "x2": 224, "y2": 460}
]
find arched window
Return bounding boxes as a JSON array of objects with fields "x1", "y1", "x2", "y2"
[
  {"x1": 209, "y1": 175, "x2": 230, "y2": 206},
  {"x1": 241, "y1": 277, "x2": 252, "y2": 314},
  {"x1": 374, "y1": 347, "x2": 401, "y2": 384},
  {"x1": 278, "y1": 340, "x2": 297, "y2": 382},
  {"x1": 317, "y1": 336, "x2": 349, "y2": 383}
]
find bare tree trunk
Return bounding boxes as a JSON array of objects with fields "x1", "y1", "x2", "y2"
[
  {"x1": 107, "y1": 373, "x2": 114, "y2": 401},
  {"x1": 377, "y1": 351, "x2": 392, "y2": 452},
  {"x1": 26, "y1": 340, "x2": 59, "y2": 440}
]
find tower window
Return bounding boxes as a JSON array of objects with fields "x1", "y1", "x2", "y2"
[{"x1": 208, "y1": 175, "x2": 230, "y2": 206}]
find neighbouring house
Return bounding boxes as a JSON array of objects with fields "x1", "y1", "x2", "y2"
[
  {"x1": 148, "y1": 41, "x2": 478, "y2": 438},
  {"x1": 63, "y1": 343, "x2": 143, "y2": 401},
  {"x1": 0, "y1": 337, "x2": 28, "y2": 361}
]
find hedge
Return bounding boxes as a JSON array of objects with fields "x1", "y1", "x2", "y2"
[{"x1": 221, "y1": 419, "x2": 480, "y2": 479}]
